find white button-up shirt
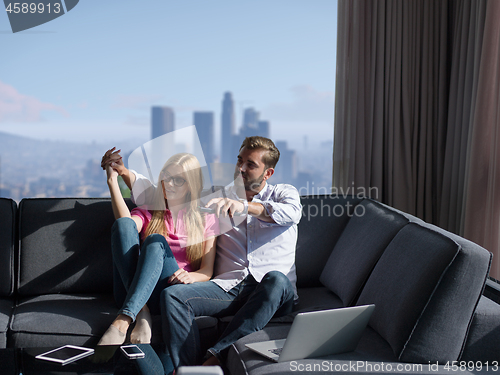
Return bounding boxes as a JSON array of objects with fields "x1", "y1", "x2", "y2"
[
  {"x1": 212, "y1": 182, "x2": 302, "y2": 299},
  {"x1": 129, "y1": 171, "x2": 302, "y2": 298}
]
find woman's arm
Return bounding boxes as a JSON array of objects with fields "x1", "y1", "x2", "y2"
[
  {"x1": 169, "y1": 236, "x2": 217, "y2": 284},
  {"x1": 107, "y1": 165, "x2": 143, "y2": 231},
  {"x1": 190, "y1": 236, "x2": 217, "y2": 281}
]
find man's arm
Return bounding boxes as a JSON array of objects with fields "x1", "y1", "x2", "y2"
[
  {"x1": 248, "y1": 201, "x2": 275, "y2": 223},
  {"x1": 252, "y1": 185, "x2": 302, "y2": 225},
  {"x1": 204, "y1": 185, "x2": 302, "y2": 225}
]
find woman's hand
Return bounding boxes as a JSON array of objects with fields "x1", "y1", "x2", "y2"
[
  {"x1": 168, "y1": 269, "x2": 195, "y2": 285},
  {"x1": 106, "y1": 163, "x2": 118, "y2": 182}
]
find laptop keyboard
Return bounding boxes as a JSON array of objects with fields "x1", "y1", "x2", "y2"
[{"x1": 269, "y1": 347, "x2": 283, "y2": 356}]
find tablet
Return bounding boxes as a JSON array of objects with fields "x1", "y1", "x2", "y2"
[{"x1": 35, "y1": 345, "x2": 95, "y2": 365}]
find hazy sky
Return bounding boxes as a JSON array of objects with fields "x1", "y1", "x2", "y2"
[{"x1": 0, "y1": 0, "x2": 337, "y2": 150}]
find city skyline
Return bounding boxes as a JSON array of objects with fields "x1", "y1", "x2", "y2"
[
  {"x1": 0, "y1": 1, "x2": 337, "y2": 151},
  {"x1": 148, "y1": 91, "x2": 318, "y2": 189},
  {"x1": 152, "y1": 92, "x2": 291, "y2": 172},
  {"x1": 1, "y1": 1, "x2": 337, "y2": 201}
]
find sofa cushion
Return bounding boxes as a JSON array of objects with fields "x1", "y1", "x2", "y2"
[
  {"x1": 0, "y1": 298, "x2": 13, "y2": 348},
  {"x1": 320, "y1": 199, "x2": 408, "y2": 306},
  {"x1": 9, "y1": 294, "x2": 118, "y2": 348},
  {"x1": 296, "y1": 195, "x2": 363, "y2": 288},
  {"x1": 461, "y1": 296, "x2": 500, "y2": 362},
  {"x1": 356, "y1": 223, "x2": 460, "y2": 362},
  {"x1": 10, "y1": 293, "x2": 219, "y2": 349},
  {"x1": 151, "y1": 314, "x2": 219, "y2": 355},
  {"x1": 293, "y1": 287, "x2": 344, "y2": 315},
  {"x1": 17, "y1": 198, "x2": 133, "y2": 296},
  {"x1": 390, "y1": 218, "x2": 491, "y2": 363},
  {"x1": 0, "y1": 198, "x2": 16, "y2": 297}
]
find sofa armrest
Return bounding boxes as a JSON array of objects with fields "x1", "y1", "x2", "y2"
[{"x1": 461, "y1": 295, "x2": 500, "y2": 362}]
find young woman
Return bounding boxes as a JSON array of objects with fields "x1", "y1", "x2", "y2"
[{"x1": 99, "y1": 152, "x2": 218, "y2": 346}]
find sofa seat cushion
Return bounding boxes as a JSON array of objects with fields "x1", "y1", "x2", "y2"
[
  {"x1": 293, "y1": 287, "x2": 344, "y2": 314},
  {"x1": 10, "y1": 294, "x2": 118, "y2": 348},
  {"x1": 320, "y1": 199, "x2": 408, "y2": 306},
  {"x1": 461, "y1": 296, "x2": 500, "y2": 362},
  {"x1": 0, "y1": 298, "x2": 13, "y2": 348},
  {"x1": 226, "y1": 325, "x2": 398, "y2": 375},
  {"x1": 10, "y1": 293, "x2": 219, "y2": 350}
]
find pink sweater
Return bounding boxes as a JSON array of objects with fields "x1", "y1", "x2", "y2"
[{"x1": 131, "y1": 207, "x2": 219, "y2": 272}]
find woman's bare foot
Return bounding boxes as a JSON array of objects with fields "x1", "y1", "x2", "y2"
[
  {"x1": 97, "y1": 315, "x2": 132, "y2": 346},
  {"x1": 130, "y1": 306, "x2": 152, "y2": 344}
]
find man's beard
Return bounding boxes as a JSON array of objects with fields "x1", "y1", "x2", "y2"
[{"x1": 241, "y1": 171, "x2": 265, "y2": 192}]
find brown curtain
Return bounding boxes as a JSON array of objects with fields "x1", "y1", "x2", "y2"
[
  {"x1": 334, "y1": 0, "x2": 500, "y2": 278},
  {"x1": 463, "y1": 0, "x2": 500, "y2": 277}
]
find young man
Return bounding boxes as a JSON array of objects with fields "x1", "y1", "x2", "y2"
[{"x1": 102, "y1": 136, "x2": 302, "y2": 369}]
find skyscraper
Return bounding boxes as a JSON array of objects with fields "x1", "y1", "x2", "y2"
[
  {"x1": 221, "y1": 92, "x2": 236, "y2": 164},
  {"x1": 274, "y1": 141, "x2": 297, "y2": 185},
  {"x1": 194, "y1": 111, "x2": 215, "y2": 164},
  {"x1": 241, "y1": 107, "x2": 259, "y2": 138},
  {"x1": 151, "y1": 106, "x2": 175, "y2": 140},
  {"x1": 258, "y1": 120, "x2": 270, "y2": 139}
]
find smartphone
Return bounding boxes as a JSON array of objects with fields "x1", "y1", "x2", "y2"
[
  {"x1": 35, "y1": 345, "x2": 94, "y2": 366},
  {"x1": 177, "y1": 366, "x2": 223, "y2": 375},
  {"x1": 120, "y1": 344, "x2": 145, "y2": 359}
]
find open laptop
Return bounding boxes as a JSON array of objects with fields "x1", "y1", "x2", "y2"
[{"x1": 245, "y1": 304, "x2": 375, "y2": 363}]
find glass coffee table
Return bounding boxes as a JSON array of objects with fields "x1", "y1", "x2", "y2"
[{"x1": 2, "y1": 344, "x2": 171, "y2": 375}]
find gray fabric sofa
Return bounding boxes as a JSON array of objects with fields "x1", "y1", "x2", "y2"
[{"x1": 1, "y1": 196, "x2": 500, "y2": 374}]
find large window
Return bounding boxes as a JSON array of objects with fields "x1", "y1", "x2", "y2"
[{"x1": 0, "y1": 1, "x2": 337, "y2": 200}]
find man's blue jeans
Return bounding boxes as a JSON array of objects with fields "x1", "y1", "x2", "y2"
[
  {"x1": 160, "y1": 271, "x2": 295, "y2": 368},
  {"x1": 112, "y1": 217, "x2": 180, "y2": 320}
]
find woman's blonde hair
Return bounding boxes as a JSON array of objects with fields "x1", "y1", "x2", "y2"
[{"x1": 143, "y1": 153, "x2": 205, "y2": 270}]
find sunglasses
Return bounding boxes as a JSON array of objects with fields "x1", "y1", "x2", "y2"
[{"x1": 162, "y1": 175, "x2": 186, "y2": 187}]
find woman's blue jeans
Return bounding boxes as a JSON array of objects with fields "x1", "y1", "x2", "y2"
[{"x1": 112, "y1": 217, "x2": 180, "y2": 321}]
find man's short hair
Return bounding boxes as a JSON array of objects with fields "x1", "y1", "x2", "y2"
[{"x1": 240, "y1": 136, "x2": 280, "y2": 169}]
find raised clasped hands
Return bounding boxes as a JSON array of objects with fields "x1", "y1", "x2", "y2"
[
  {"x1": 101, "y1": 147, "x2": 125, "y2": 175},
  {"x1": 204, "y1": 197, "x2": 245, "y2": 218}
]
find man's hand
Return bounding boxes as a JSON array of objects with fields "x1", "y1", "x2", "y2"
[
  {"x1": 168, "y1": 269, "x2": 195, "y2": 285},
  {"x1": 205, "y1": 197, "x2": 246, "y2": 218},
  {"x1": 101, "y1": 147, "x2": 126, "y2": 175}
]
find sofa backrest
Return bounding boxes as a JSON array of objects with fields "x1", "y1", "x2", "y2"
[
  {"x1": 17, "y1": 198, "x2": 125, "y2": 296},
  {"x1": 356, "y1": 217, "x2": 491, "y2": 363},
  {"x1": 0, "y1": 198, "x2": 16, "y2": 297},
  {"x1": 319, "y1": 199, "x2": 409, "y2": 306},
  {"x1": 295, "y1": 195, "x2": 363, "y2": 288}
]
